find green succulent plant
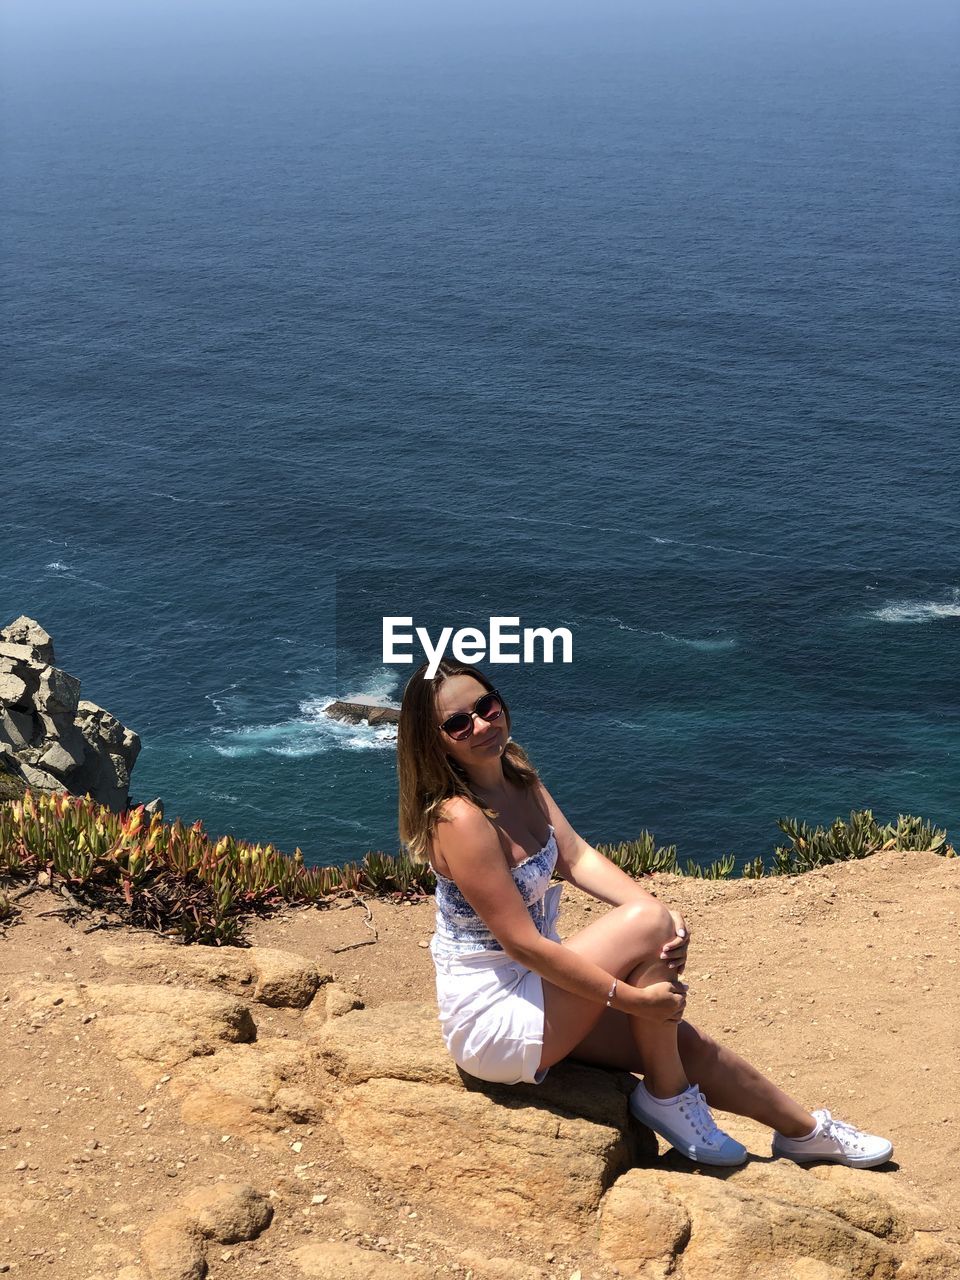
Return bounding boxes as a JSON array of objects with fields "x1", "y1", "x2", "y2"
[{"x1": 0, "y1": 790, "x2": 951, "y2": 945}]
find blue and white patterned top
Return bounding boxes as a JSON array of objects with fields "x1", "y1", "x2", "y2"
[{"x1": 430, "y1": 823, "x2": 559, "y2": 959}]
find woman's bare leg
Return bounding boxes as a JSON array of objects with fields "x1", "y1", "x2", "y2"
[
  {"x1": 538, "y1": 901, "x2": 816, "y2": 1138},
  {"x1": 678, "y1": 1021, "x2": 815, "y2": 1136},
  {"x1": 569, "y1": 1009, "x2": 816, "y2": 1138},
  {"x1": 538, "y1": 900, "x2": 689, "y2": 1097}
]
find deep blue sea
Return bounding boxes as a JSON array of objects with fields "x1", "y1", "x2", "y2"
[{"x1": 2, "y1": 1, "x2": 958, "y2": 869}]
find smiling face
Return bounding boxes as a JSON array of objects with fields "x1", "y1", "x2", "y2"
[{"x1": 433, "y1": 673, "x2": 507, "y2": 770}]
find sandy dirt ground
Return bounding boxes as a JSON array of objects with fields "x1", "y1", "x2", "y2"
[{"x1": 1, "y1": 845, "x2": 957, "y2": 1278}]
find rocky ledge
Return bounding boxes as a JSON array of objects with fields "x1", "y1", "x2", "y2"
[
  {"x1": 0, "y1": 615, "x2": 145, "y2": 813},
  {"x1": 5, "y1": 930, "x2": 957, "y2": 1280}
]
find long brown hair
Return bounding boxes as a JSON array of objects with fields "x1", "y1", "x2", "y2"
[{"x1": 396, "y1": 659, "x2": 541, "y2": 863}]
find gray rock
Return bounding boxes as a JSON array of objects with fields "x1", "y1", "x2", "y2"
[
  {"x1": 37, "y1": 740, "x2": 83, "y2": 776},
  {"x1": 18, "y1": 761, "x2": 66, "y2": 794},
  {"x1": 0, "y1": 615, "x2": 55, "y2": 663},
  {"x1": 77, "y1": 699, "x2": 124, "y2": 746},
  {"x1": 110, "y1": 750, "x2": 131, "y2": 789},
  {"x1": 37, "y1": 713, "x2": 87, "y2": 767},
  {"x1": 0, "y1": 707, "x2": 35, "y2": 749},
  {"x1": 122, "y1": 726, "x2": 143, "y2": 765},
  {"x1": 0, "y1": 619, "x2": 144, "y2": 810},
  {"x1": 0, "y1": 671, "x2": 31, "y2": 708},
  {"x1": 0, "y1": 641, "x2": 38, "y2": 663},
  {"x1": 36, "y1": 665, "x2": 82, "y2": 715}
]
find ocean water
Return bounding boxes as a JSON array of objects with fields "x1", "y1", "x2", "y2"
[{"x1": 2, "y1": 1, "x2": 957, "y2": 869}]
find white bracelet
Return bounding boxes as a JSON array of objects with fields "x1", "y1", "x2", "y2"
[{"x1": 605, "y1": 978, "x2": 618, "y2": 1007}]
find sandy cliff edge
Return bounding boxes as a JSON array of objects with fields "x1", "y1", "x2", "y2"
[{"x1": 1, "y1": 845, "x2": 957, "y2": 1278}]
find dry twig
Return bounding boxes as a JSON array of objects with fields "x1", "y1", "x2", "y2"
[{"x1": 331, "y1": 892, "x2": 379, "y2": 952}]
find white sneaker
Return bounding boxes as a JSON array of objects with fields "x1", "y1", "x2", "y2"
[
  {"x1": 772, "y1": 1109, "x2": 893, "y2": 1169},
  {"x1": 629, "y1": 1080, "x2": 748, "y2": 1166}
]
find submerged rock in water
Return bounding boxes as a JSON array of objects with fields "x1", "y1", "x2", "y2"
[{"x1": 324, "y1": 696, "x2": 400, "y2": 727}]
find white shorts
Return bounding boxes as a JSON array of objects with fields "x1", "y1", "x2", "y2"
[{"x1": 432, "y1": 883, "x2": 564, "y2": 1086}]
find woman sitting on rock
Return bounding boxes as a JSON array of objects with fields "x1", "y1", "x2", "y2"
[{"x1": 396, "y1": 659, "x2": 893, "y2": 1169}]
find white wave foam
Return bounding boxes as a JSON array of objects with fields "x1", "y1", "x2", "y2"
[
  {"x1": 45, "y1": 561, "x2": 73, "y2": 571},
  {"x1": 350, "y1": 668, "x2": 402, "y2": 700},
  {"x1": 604, "y1": 618, "x2": 736, "y2": 650},
  {"x1": 647, "y1": 629, "x2": 736, "y2": 651},
  {"x1": 313, "y1": 811, "x2": 368, "y2": 831},
  {"x1": 670, "y1": 635, "x2": 737, "y2": 652},
  {"x1": 210, "y1": 674, "x2": 400, "y2": 759},
  {"x1": 872, "y1": 590, "x2": 960, "y2": 624}
]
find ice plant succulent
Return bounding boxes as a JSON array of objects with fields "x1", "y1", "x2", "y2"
[{"x1": 0, "y1": 792, "x2": 952, "y2": 944}]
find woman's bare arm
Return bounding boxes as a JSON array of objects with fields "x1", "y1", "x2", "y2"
[
  {"x1": 536, "y1": 781, "x2": 662, "y2": 907},
  {"x1": 433, "y1": 799, "x2": 682, "y2": 1014},
  {"x1": 534, "y1": 781, "x2": 690, "y2": 970}
]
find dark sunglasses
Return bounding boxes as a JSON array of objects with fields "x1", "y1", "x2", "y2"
[{"x1": 438, "y1": 690, "x2": 504, "y2": 741}]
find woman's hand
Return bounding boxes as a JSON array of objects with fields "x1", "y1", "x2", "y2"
[
  {"x1": 627, "y1": 978, "x2": 688, "y2": 1024},
  {"x1": 660, "y1": 910, "x2": 690, "y2": 973}
]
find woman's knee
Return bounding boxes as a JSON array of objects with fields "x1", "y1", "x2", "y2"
[
  {"x1": 564, "y1": 898, "x2": 676, "y2": 976},
  {"x1": 614, "y1": 899, "x2": 675, "y2": 948}
]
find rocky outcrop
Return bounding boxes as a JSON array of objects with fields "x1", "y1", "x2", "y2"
[
  {"x1": 0, "y1": 614, "x2": 144, "y2": 812},
  {"x1": 324, "y1": 698, "x2": 399, "y2": 727},
  {"x1": 5, "y1": 911, "x2": 958, "y2": 1280},
  {"x1": 141, "y1": 1182, "x2": 273, "y2": 1280},
  {"x1": 598, "y1": 1161, "x2": 959, "y2": 1279},
  {"x1": 314, "y1": 1002, "x2": 959, "y2": 1274},
  {"x1": 317, "y1": 1001, "x2": 652, "y2": 1246},
  {"x1": 9, "y1": 939, "x2": 335, "y2": 1141},
  {"x1": 98, "y1": 939, "x2": 331, "y2": 1009}
]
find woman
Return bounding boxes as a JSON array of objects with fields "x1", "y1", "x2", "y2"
[{"x1": 397, "y1": 659, "x2": 893, "y2": 1168}]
